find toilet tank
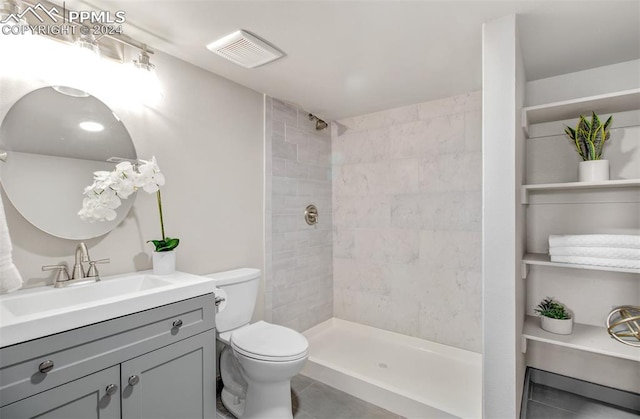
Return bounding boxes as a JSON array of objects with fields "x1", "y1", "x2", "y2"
[{"x1": 206, "y1": 268, "x2": 261, "y2": 333}]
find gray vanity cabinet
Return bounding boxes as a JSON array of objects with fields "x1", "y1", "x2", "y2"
[
  {"x1": 0, "y1": 365, "x2": 120, "y2": 419},
  {"x1": 0, "y1": 294, "x2": 216, "y2": 419},
  {"x1": 121, "y1": 332, "x2": 215, "y2": 419}
]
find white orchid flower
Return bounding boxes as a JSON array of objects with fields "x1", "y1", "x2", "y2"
[
  {"x1": 136, "y1": 156, "x2": 165, "y2": 193},
  {"x1": 79, "y1": 155, "x2": 168, "y2": 223}
]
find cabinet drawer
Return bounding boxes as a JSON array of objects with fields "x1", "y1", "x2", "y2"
[
  {"x1": 0, "y1": 365, "x2": 120, "y2": 419},
  {"x1": 0, "y1": 294, "x2": 214, "y2": 406}
]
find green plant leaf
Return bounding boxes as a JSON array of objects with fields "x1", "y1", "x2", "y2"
[
  {"x1": 565, "y1": 113, "x2": 613, "y2": 161},
  {"x1": 147, "y1": 237, "x2": 180, "y2": 252}
]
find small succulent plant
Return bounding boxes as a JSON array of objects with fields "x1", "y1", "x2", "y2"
[{"x1": 535, "y1": 297, "x2": 571, "y2": 320}]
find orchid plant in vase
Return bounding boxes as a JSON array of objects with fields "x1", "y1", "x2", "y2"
[{"x1": 79, "y1": 156, "x2": 180, "y2": 258}]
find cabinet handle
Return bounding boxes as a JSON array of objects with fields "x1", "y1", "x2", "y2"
[
  {"x1": 128, "y1": 375, "x2": 140, "y2": 386},
  {"x1": 172, "y1": 319, "x2": 183, "y2": 328},
  {"x1": 105, "y1": 384, "x2": 118, "y2": 396},
  {"x1": 38, "y1": 360, "x2": 54, "y2": 373}
]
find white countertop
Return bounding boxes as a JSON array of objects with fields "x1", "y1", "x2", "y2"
[{"x1": 0, "y1": 270, "x2": 218, "y2": 347}]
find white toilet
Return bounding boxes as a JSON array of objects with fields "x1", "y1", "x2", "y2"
[{"x1": 207, "y1": 268, "x2": 309, "y2": 419}]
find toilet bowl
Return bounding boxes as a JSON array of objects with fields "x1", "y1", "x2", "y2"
[{"x1": 206, "y1": 269, "x2": 309, "y2": 419}]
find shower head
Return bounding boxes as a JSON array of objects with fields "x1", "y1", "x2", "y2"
[{"x1": 308, "y1": 113, "x2": 328, "y2": 131}]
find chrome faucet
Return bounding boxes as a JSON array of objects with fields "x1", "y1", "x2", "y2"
[
  {"x1": 42, "y1": 242, "x2": 110, "y2": 288},
  {"x1": 71, "y1": 242, "x2": 90, "y2": 280}
]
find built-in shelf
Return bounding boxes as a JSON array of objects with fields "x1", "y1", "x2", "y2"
[
  {"x1": 521, "y1": 253, "x2": 640, "y2": 279},
  {"x1": 522, "y1": 315, "x2": 640, "y2": 362},
  {"x1": 521, "y1": 179, "x2": 640, "y2": 204},
  {"x1": 522, "y1": 88, "x2": 640, "y2": 136}
]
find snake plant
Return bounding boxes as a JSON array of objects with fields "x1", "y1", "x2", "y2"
[{"x1": 564, "y1": 112, "x2": 613, "y2": 161}]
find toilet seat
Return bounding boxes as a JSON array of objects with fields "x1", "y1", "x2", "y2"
[{"x1": 230, "y1": 321, "x2": 309, "y2": 362}]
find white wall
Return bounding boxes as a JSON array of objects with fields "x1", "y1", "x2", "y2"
[
  {"x1": 0, "y1": 36, "x2": 265, "y2": 309},
  {"x1": 482, "y1": 14, "x2": 527, "y2": 418},
  {"x1": 332, "y1": 91, "x2": 483, "y2": 353}
]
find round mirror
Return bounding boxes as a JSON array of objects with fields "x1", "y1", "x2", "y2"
[{"x1": 0, "y1": 86, "x2": 137, "y2": 240}]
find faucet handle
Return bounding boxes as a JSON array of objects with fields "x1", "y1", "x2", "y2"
[
  {"x1": 42, "y1": 264, "x2": 70, "y2": 285},
  {"x1": 86, "y1": 258, "x2": 110, "y2": 279}
]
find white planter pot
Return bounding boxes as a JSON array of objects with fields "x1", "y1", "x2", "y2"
[
  {"x1": 153, "y1": 251, "x2": 176, "y2": 275},
  {"x1": 578, "y1": 160, "x2": 609, "y2": 182},
  {"x1": 540, "y1": 316, "x2": 573, "y2": 335}
]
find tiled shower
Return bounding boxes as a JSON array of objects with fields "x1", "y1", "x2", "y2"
[{"x1": 265, "y1": 91, "x2": 483, "y2": 353}]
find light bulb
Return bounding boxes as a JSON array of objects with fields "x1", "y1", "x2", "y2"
[{"x1": 131, "y1": 49, "x2": 163, "y2": 105}]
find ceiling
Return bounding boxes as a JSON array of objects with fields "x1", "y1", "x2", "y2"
[{"x1": 80, "y1": 1, "x2": 640, "y2": 120}]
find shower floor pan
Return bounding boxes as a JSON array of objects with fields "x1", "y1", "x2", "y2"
[{"x1": 302, "y1": 318, "x2": 482, "y2": 419}]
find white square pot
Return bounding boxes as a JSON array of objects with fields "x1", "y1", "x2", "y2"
[
  {"x1": 540, "y1": 316, "x2": 573, "y2": 335},
  {"x1": 153, "y1": 251, "x2": 176, "y2": 275}
]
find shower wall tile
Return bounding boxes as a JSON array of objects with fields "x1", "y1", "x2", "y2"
[
  {"x1": 332, "y1": 91, "x2": 483, "y2": 353},
  {"x1": 273, "y1": 99, "x2": 298, "y2": 127},
  {"x1": 331, "y1": 128, "x2": 390, "y2": 165},
  {"x1": 265, "y1": 96, "x2": 333, "y2": 333},
  {"x1": 388, "y1": 114, "x2": 465, "y2": 158},
  {"x1": 346, "y1": 102, "x2": 419, "y2": 132},
  {"x1": 465, "y1": 110, "x2": 483, "y2": 152},
  {"x1": 354, "y1": 229, "x2": 420, "y2": 264},
  {"x1": 285, "y1": 126, "x2": 309, "y2": 146}
]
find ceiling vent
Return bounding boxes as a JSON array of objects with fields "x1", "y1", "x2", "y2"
[{"x1": 206, "y1": 30, "x2": 283, "y2": 69}]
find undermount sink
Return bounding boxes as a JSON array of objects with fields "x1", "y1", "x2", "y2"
[{"x1": 0, "y1": 271, "x2": 218, "y2": 347}]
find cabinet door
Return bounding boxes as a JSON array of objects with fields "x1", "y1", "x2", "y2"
[
  {"x1": 121, "y1": 331, "x2": 215, "y2": 419},
  {"x1": 0, "y1": 365, "x2": 120, "y2": 419}
]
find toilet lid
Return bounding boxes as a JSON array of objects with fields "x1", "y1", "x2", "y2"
[{"x1": 230, "y1": 321, "x2": 309, "y2": 362}]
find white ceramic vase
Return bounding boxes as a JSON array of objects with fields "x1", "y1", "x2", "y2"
[
  {"x1": 153, "y1": 250, "x2": 176, "y2": 275},
  {"x1": 540, "y1": 316, "x2": 573, "y2": 335},
  {"x1": 578, "y1": 160, "x2": 609, "y2": 182}
]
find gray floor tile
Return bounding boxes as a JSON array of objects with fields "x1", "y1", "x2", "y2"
[
  {"x1": 571, "y1": 402, "x2": 640, "y2": 419},
  {"x1": 527, "y1": 400, "x2": 577, "y2": 419},
  {"x1": 217, "y1": 374, "x2": 402, "y2": 419},
  {"x1": 292, "y1": 374, "x2": 315, "y2": 394},
  {"x1": 293, "y1": 410, "x2": 315, "y2": 419},
  {"x1": 528, "y1": 383, "x2": 639, "y2": 419},
  {"x1": 295, "y1": 381, "x2": 400, "y2": 419}
]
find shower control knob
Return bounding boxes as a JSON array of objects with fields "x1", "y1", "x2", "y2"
[{"x1": 128, "y1": 375, "x2": 140, "y2": 386}]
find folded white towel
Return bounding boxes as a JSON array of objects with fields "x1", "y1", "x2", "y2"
[
  {"x1": 549, "y1": 234, "x2": 640, "y2": 249},
  {"x1": 0, "y1": 192, "x2": 23, "y2": 294},
  {"x1": 550, "y1": 255, "x2": 640, "y2": 270},
  {"x1": 549, "y1": 246, "x2": 640, "y2": 260}
]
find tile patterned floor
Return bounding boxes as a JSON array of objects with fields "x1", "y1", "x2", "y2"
[
  {"x1": 526, "y1": 383, "x2": 639, "y2": 419},
  {"x1": 216, "y1": 374, "x2": 404, "y2": 419}
]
